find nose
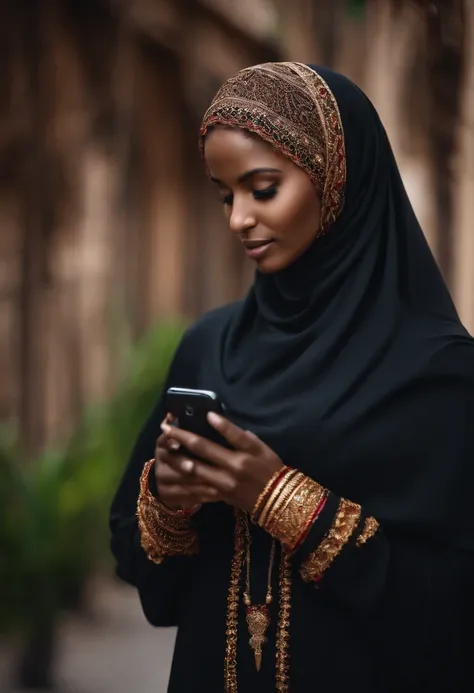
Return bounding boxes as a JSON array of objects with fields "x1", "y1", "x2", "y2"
[{"x1": 228, "y1": 196, "x2": 256, "y2": 235}]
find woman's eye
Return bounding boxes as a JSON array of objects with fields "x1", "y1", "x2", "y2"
[
  {"x1": 221, "y1": 193, "x2": 233, "y2": 206},
  {"x1": 219, "y1": 185, "x2": 277, "y2": 205},
  {"x1": 253, "y1": 185, "x2": 277, "y2": 200}
]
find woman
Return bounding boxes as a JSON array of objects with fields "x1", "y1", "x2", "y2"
[{"x1": 110, "y1": 63, "x2": 474, "y2": 692}]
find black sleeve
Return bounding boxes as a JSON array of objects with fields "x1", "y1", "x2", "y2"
[
  {"x1": 109, "y1": 338, "x2": 197, "y2": 628},
  {"x1": 290, "y1": 340, "x2": 474, "y2": 689},
  {"x1": 294, "y1": 339, "x2": 474, "y2": 613},
  {"x1": 295, "y1": 506, "x2": 473, "y2": 690},
  {"x1": 294, "y1": 494, "x2": 388, "y2": 608}
]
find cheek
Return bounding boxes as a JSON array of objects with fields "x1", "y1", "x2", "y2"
[{"x1": 269, "y1": 191, "x2": 319, "y2": 240}]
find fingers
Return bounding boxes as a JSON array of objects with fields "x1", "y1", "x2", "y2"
[
  {"x1": 161, "y1": 419, "x2": 261, "y2": 471},
  {"x1": 160, "y1": 422, "x2": 229, "y2": 467},
  {"x1": 156, "y1": 432, "x2": 178, "y2": 452},
  {"x1": 156, "y1": 459, "x2": 195, "y2": 485},
  {"x1": 190, "y1": 460, "x2": 237, "y2": 497},
  {"x1": 157, "y1": 448, "x2": 198, "y2": 481},
  {"x1": 155, "y1": 459, "x2": 221, "y2": 505},
  {"x1": 157, "y1": 447, "x2": 235, "y2": 501},
  {"x1": 158, "y1": 416, "x2": 180, "y2": 451},
  {"x1": 155, "y1": 416, "x2": 232, "y2": 506},
  {"x1": 161, "y1": 481, "x2": 219, "y2": 502},
  {"x1": 206, "y1": 412, "x2": 261, "y2": 453},
  {"x1": 159, "y1": 482, "x2": 220, "y2": 507}
]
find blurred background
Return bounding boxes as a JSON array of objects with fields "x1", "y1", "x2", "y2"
[{"x1": 0, "y1": 0, "x2": 472, "y2": 690}]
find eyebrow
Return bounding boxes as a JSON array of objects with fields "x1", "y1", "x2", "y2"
[{"x1": 210, "y1": 167, "x2": 283, "y2": 185}]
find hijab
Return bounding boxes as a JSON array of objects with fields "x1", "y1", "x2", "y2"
[{"x1": 198, "y1": 63, "x2": 474, "y2": 550}]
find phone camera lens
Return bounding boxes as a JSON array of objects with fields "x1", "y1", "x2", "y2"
[{"x1": 184, "y1": 405, "x2": 194, "y2": 417}]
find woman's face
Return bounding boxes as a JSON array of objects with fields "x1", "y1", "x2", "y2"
[{"x1": 204, "y1": 127, "x2": 321, "y2": 273}]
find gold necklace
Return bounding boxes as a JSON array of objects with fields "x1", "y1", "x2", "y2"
[
  {"x1": 224, "y1": 510, "x2": 292, "y2": 692},
  {"x1": 242, "y1": 513, "x2": 276, "y2": 672}
]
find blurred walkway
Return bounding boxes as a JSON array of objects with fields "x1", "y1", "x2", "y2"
[{"x1": 1, "y1": 580, "x2": 176, "y2": 693}]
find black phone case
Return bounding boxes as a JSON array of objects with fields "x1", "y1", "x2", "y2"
[{"x1": 166, "y1": 389, "x2": 228, "y2": 451}]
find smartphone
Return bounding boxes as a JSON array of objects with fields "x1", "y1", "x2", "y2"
[{"x1": 166, "y1": 387, "x2": 227, "y2": 448}]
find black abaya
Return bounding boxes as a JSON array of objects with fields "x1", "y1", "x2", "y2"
[{"x1": 110, "y1": 64, "x2": 474, "y2": 691}]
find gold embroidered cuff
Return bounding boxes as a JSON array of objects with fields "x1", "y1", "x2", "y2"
[
  {"x1": 300, "y1": 498, "x2": 362, "y2": 582},
  {"x1": 137, "y1": 459, "x2": 199, "y2": 564},
  {"x1": 356, "y1": 516, "x2": 379, "y2": 547}
]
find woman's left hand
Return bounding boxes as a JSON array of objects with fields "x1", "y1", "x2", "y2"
[{"x1": 160, "y1": 413, "x2": 283, "y2": 514}]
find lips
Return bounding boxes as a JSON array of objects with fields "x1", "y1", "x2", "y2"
[
  {"x1": 242, "y1": 239, "x2": 275, "y2": 259},
  {"x1": 242, "y1": 239, "x2": 274, "y2": 249}
]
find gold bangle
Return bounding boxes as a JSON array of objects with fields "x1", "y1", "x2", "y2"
[
  {"x1": 300, "y1": 498, "x2": 361, "y2": 582},
  {"x1": 258, "y1": 469, "x2": 299, "y2": 528},
  {"x1": 267, "y1": 476, "x2": 327, "y2": 552},
  {"x1": 265, "y1": 474, "x2": 306, "y2": 535},
  {"x1": 251, "y1": 466, "x2": 290, "y2": 522},
  {"x1": 264, "y1": 472, "x2": 306, "y2": 531}
]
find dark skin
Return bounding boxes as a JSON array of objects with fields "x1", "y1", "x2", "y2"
[
  {"x1": 155, "y1": 127, "x2": 322, "y2": 512},
  {"x1": 157, "y1": 414, "x2": 283, "y2": 513},
  {"x1": 205, "y1": 127, "x2": 321, "y2": 274}
]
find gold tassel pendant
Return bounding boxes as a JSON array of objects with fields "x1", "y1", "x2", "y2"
[{"x1": 245, "y1": 604, "x2": 271, "y2": 671}]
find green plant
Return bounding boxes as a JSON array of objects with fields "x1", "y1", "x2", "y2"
[{"x1": 0, "y1": 319, "x2": 186, "y2": 687}]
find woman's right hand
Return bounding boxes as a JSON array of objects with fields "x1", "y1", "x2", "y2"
[{"x1": 154, "y1": 425, "x2": 220, "y2": 511}]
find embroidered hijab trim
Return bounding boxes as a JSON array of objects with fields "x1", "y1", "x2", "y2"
[{"x1": 200, "y1": 62, "x2": 347, "y2": 230}]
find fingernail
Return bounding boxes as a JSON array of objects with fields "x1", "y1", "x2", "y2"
[
  {"x1": 181, "y1": 460, "x2": 195, "y2": 474},
  {"x1": 207, "y1": 412, "x2": 221, "y2": 426},
  {"x1": 161, "y1": 422, "x2": 171, "y2": 433}
]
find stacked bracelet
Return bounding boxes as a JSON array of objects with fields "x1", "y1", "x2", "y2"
[
  {"x1": 252, "y1": 467, "x2": 328, "y2": 554},
  {"x1": 251, "y1": 466, "x2": 290, "y2": 523},
  {"x1": 137, "y1": 459, "x2": 199, "y2": 564}
]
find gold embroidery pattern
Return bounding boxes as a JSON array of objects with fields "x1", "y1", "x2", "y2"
[
  {"x1": 356, "y1": 516, "x2": 380, "y2": 547},
  {"x1": 266, "y1": 475, "x2": 327, "y2": 553},
  {"x1": 224, "y1": 510, "x2": 246, "y2": 693},
  {"x1": 200, "y1": 61, "x2": 346, "y2": 230},
  {"x1": 276, "y1": 550, "x2": 292, "y2": 693},
  {"x1": 300, "y1": 498, "x2": 361, "y2": 582},
  {"x1": 137, "y1": 459, "x2": 199, "y2": 563}
]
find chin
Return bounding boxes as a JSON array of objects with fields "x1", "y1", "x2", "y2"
[{"x1": 256, "y1": 258, "x2": 290, "y2": 274}]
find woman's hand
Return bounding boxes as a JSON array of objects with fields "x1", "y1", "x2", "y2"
[
  {"x1": 154, "y1": 427, "x2": 219, "y2": 511},
  {"x1": 160, "y1": 413, "x2": 284, "y2": 514}
]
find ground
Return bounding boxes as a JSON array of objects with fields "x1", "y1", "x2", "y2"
[{"x1": 0, "y1": 579, "x2": 176, "y2": 693}]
